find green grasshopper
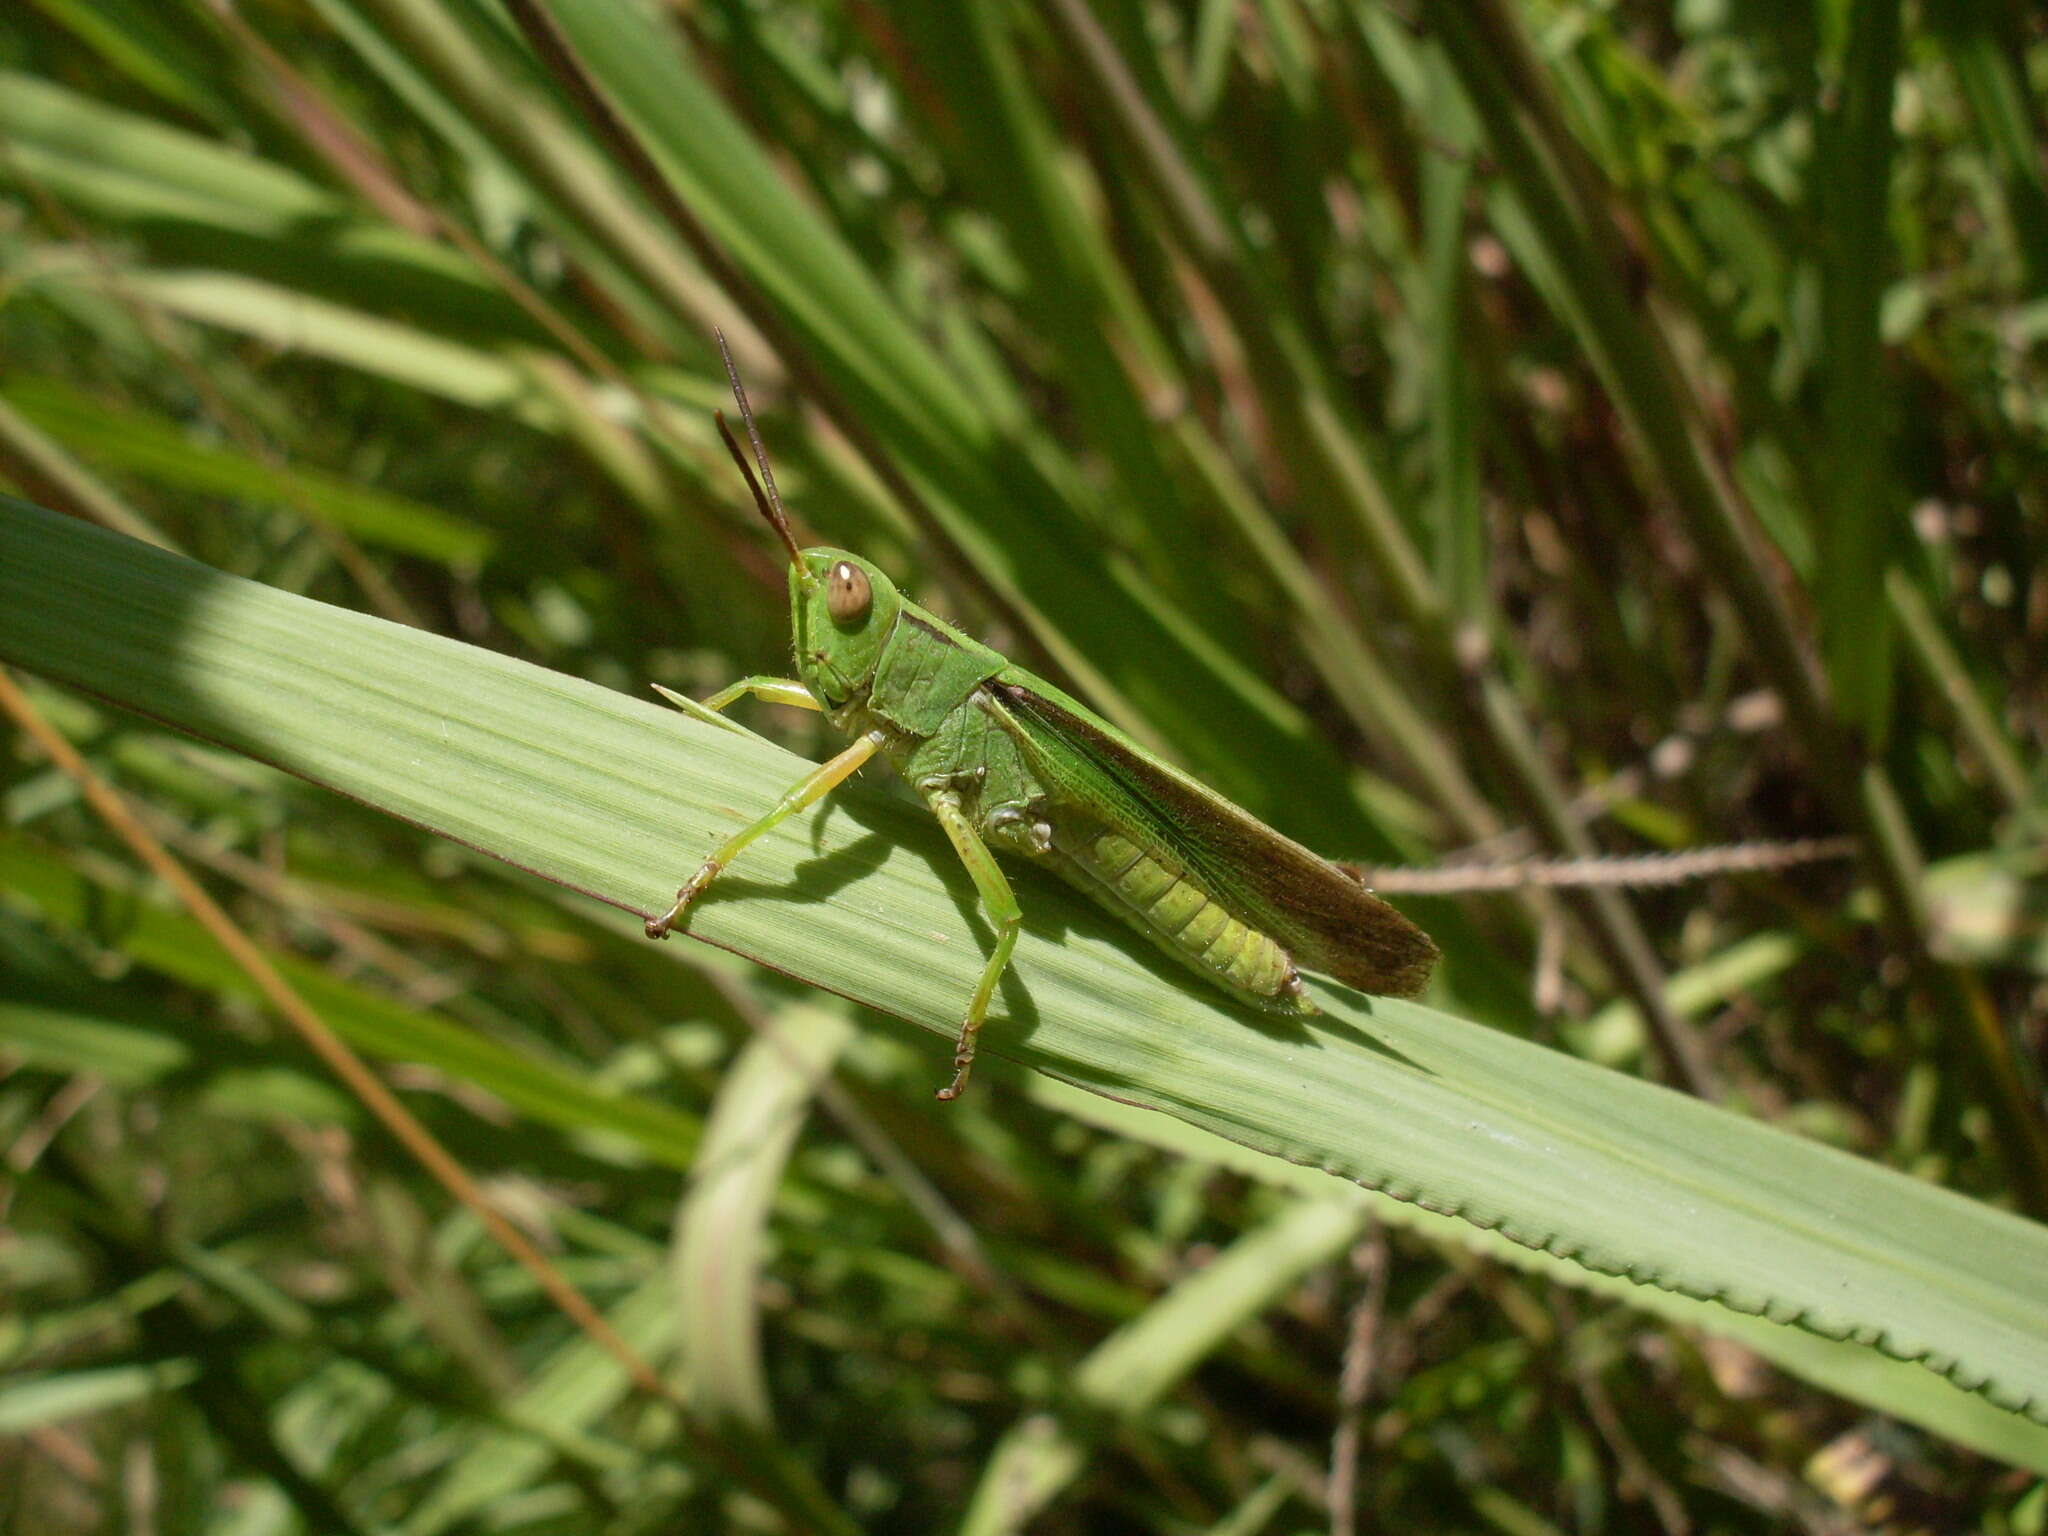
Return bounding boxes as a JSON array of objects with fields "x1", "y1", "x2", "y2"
[{"x1": 647, "y1": 340, "x2": 1438, "y2": 1099}]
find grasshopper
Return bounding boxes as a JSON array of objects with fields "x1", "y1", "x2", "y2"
[{"x1": 647, "y1": 339, "x2": 1438, "y2": 1099}]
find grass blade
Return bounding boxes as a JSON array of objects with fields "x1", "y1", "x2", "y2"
[{"x1": 6, "y1": 495, "x2": 2046, "y2": 1425}]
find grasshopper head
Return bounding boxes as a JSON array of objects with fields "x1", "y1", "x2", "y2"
[
  {"x1": 791, "y1": 548, "x2": 901, "y2": 710},
  {"x1": 701, "y1": 340, "x2": 900, "y2": 711}
]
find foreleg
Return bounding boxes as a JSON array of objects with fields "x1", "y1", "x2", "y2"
[
  {"x1": 652, "y1": 677, "x2": 820, "y2": 738},
  {"x1": 645, "y1": 730, "x2": 884, "y2": 939}
]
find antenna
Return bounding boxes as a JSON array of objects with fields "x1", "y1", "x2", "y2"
[{"x1": 714, "y1": 329, "x2": 810, "y2": 583}]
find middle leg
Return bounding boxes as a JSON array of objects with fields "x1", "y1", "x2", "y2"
[{"x1": 925, "y1": 788, "x2": 1023, "y2": 1101}]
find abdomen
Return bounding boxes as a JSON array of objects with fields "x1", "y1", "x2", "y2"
[{"x1": 1037, "y1": 819, "x2": 1312, "y2": 1013}]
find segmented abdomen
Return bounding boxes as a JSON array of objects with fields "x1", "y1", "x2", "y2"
[{"x1": 1046, "y1": 822, "x2": 1307, "y2": 1010}]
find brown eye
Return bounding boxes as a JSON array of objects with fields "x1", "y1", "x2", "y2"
[{"x1": 826, "y1": 560, "x2": 871, "y2": 624}]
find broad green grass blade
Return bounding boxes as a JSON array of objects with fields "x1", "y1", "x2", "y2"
[
  {"x1": 1032, "y1": 1077, "x2": 2048, "y2": 1477},
  {"x1": 5, "y1": 495, "x2": 2047, "y2": 1426}
]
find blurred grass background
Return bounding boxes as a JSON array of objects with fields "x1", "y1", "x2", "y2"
[{"x1": 2, "y1": 0, "x2": 2046, "y2": 1531}]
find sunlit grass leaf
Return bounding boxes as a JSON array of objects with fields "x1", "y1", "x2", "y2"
[{"x1": 6, "y1": 494, "x2": 2046, "y2": 1429}]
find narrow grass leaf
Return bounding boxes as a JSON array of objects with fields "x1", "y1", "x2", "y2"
[{"x1": 675, "y1": 1003, "x2": 854, "y2": 1428}]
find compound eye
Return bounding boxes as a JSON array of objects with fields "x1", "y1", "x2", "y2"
[{"x1": 826, "y1": 560, "x2": 872, "y2": 625}]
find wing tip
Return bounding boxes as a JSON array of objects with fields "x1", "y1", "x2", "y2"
[{"x1": 1327, "y1": 908, "x2": 1439, "y2": 999}]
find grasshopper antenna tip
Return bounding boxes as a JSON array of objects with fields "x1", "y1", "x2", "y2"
[{"x1": 714, "y1": 329, "x2": 809, "y2": 582}]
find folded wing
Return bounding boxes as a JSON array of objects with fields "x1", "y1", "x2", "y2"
[{"x1": 990, "y1": 676, "x2": 1437, "y2": 998}]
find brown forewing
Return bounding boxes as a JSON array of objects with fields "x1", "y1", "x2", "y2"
[{"x1": 990, "y1": 676, "x2": 1438, "y2": 998}]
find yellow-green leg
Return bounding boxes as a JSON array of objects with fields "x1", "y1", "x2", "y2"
[
  {"x1": 652, "y1": 677, "x2": 819, "y2": 738},
  {"x1": 645, "y1": 729, "x2": 883, "y2": 939},
  {"x1": 699, "y1": 676, "x2": 820, "y2": 712},
  {"x1": 925, "y1": 789, "x2": 1023, "y2": 1102}
]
